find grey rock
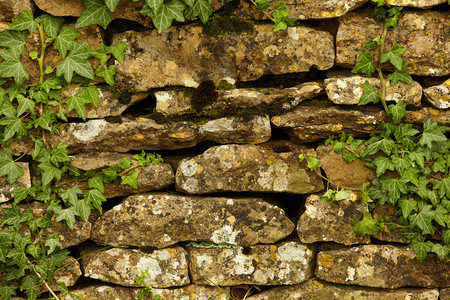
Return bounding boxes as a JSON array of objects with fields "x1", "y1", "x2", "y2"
[
  {"x1": 91, "y1": 193, "x2": 295, "y2": 248},
  {"x1": 424, "y1": 82, "x2": 449, "y2": 109},
  {"x1": 176, "y1": 144, "x2": 324, "y2": 194}
]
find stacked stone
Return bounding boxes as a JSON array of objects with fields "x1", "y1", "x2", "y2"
[{"x1": 1, "y1": 0, "x2": 449, "y2": 299}]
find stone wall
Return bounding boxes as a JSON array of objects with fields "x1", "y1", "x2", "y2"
[{"x1": 1, "y1": 0, "x2": 449, "y2": 299}]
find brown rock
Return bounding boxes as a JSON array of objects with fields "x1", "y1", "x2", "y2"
[
  {"x1": 0, "y1": 162, "x2": 30, "y2": 203},
  {"x1": 271, "y1": 105, "x2": 386, "y2": 143},
  {"x1": 336, "y1": 10, "x2": 450, "y2": 76},
  {"x1": 113, "y1": 25, "x2": 334, "y2": 91},
  {"x1": 80, "y1": 246, "x2": 189, "y2": 288},
  {"x1": 424, "y1": 82, "x2": 450, "y2": 109},
  {"x1": 325, "y1": 76, "x2": 423, "y2": 107},
  {"x1": 441, "y1": 288, "x2": 450, "y2": 300},
  {"x1": 66, "y1": 283, "x2": 230, "y2": 299},
  {"x1": 235, "y1": 0, "x2": 368, "y2": 20},
  {"x1": 155, "y1": 82, "x2": 324, "y2": 116},
  {"x1": 385, "y1": 0, "x2": 447, "y2": 8},
  {"x1": 316, "y1": 144, "x2": 376, "y2": 189},
  {"x1": 316, "y1": 245, "x2": 450, "y2": 288},
  {"x1": 34, "y1": 0, "x2": 153, "y2": 27},
  {"x1": 404, "y1": 107, "x2": 450, "y2": 125},
  {"x1": 0, "y1": 0, "x2": 35, "y2": 21},
  {"x1": 297, "y1": 194, "x2": 370, "y2": 245},
  {"x1": 176, "y1": 144, "x2": 324, "y2": 194},
  {"x1": 48, "y1": 256, "x2": 81, "y2": 290},
  {"x1": 246, "y1": 278, "x2": 439, "y2": 300},
  {"x1": 91, "y1": 193, "x2": 295, "y2": 248},
  {"x1": 187, "y1": 240, "x2": 317, "y2": 286}
]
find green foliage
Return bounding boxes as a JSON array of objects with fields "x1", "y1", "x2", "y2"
[{"x1": 135, "y1": 270, "x2": 162, "y2": 299}]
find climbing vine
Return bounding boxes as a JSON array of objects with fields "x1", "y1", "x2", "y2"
[{"x1": 304, "y1": 2, "x2": 450, "y2": 264}]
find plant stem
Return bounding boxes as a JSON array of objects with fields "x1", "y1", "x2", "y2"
[
  {"x1": 377, "y1": 26, "x2": 388, "y2": 114},
  {"x1": 248, "y1": 0, "x2": 275, "y2": 22},
  {"x1": 38, "y1": 24, "x2": 46, "y2": 84}
]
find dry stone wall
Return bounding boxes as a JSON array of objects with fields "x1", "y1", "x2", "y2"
[{"x1": 1, "y1": 0, "x2": 449, "y2": 299}]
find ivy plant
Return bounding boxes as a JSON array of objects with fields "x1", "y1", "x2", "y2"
[
  {"x1": 0, "y1": 11, "x2": 165, "y2": 299},
  {"x1": 307, "y1": 3, "x2": 450, "y2": 264}
]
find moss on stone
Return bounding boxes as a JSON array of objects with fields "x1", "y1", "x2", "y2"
[
  {"x1": 203, "y1": 14, "x2": 254, "y2": 37},
  {"x1": 217, "y1": 80, "x2": 236, "y2": 90}
]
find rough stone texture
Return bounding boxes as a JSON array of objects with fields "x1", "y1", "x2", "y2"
[
  {"x1": 48, "y1": 256, "x2": 81, "y2": 290},
  {"x1": 155, "y1": 82, "x2": 324, "y2": 116},
  {"x1": 424, "y1": 81, "x2": 449, "y2": 109},
  {"x1": 236, "y1": 0, "x2": 368, "y2": 20},
  {"x1": 91, "y1": 193, "x2": 295, "y2": 248},
  {"x1": 0, "y1": 162, "x2": 30, "y2": 203},
  {"x1": 113, "y1": 25, "x2": 334, "y2": 91},
  {"x1": 0, "y1": 0, "x2": 34, "y2": 21},
  {"x1": 316, "y1": 245, "x2": 450, "y2": 288},
  {"x1": 316, "y1": 144, "x2": 376, "y2": 189},
  {"x1": 34, "y1": 0, "x2": 153, "y2": 27},
  {"x1": 246, "y1": 278, "x2": 440, "y2": 300},
  {"x1": 297, "y1": 194, "x2": 370, "y2": 245},
  {"x1": 64, "y1": 153, "x2": 175, "y2": 198},
  {"x1": 336, "y1": 10, "x2": 449, "y2": 76},
  {"x1": 80, "y1": 246, "x2": 189, "y2": 288},
  {"x1": 325, "y1": 76, "x2": 423, "y2": 107},
  {"x1": 404, "y1": 107, "x2": 450, "y2": 125},
  {"x1": 0, "y1": 201, "x2": 92, "y2": 249},
  {"x1": 176, "y1": 144, "x2": 324, "y2": 194},
  {"x1": 62, "y1": 87, "x2": 148, "y2": 118},
  {"x1": 271, "y1": 105, "x2": 386, "y2": 143},
  {"x1": 385, "y1": 0, "x2": 447, "y2": 8},
  {"x1": 187, "y1": 240, "x2": 317, "y2": 286},
  {"x1": 441, "y1": 288, "x2": 450, "y2": 300},
  {"x1": 66, "y1": 284, "x2": 230, "y2": 300}
]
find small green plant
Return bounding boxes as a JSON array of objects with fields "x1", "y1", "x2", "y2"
[
  {"x1": 135, "y1": 270, "x2": 162, "y2": 299},
  {"x1": 310, "y1": 3, "x2": 450, "y2": 264}
]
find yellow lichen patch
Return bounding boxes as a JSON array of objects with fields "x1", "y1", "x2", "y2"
[
  {"x1": 364, "y1": 125, "x2": 376, "y2": 131},
  {"x1": 320, "y1": 254, "x2": 334, "y2": 268},
  {"x1": 429, "y1": 108, "x2": 439, "y2": 115},
  {"x1": 329, "y1": 228, "x2": 336, "y2": 235},
  {"x1": 250, "y1": 136, "x2": 270, "y2": 144},
  {"x1": 169, "y1": 131, "x2": 188, "y2": 139},
  {"x1": 132, "y1": 133, "x2": 145, "y2": 141},
  {"x1": 303, "y1": 245, "x2": 308, "y2": 251},
  {"x1": 320, "y1": 11, "x2": 332, "y2": 18},
  {"x1": 333, "y1": 123, "x2": 343, "y2": 131},
  {"x1": 266, "y1": 155, "x2": 276, "y2": 166},
  {"x1": 348, "y1": 192, "x2": 358, "y2": 202},
  {"x1": 288, "y1": 64, "x2": 299, "y2": 72},
  {"x1": 269, "y1": 245, "x2": 277, "y2": 261},
  {"x1": 441, "y1": 94, "x2": 449, "y2": 102},
  {"x1": 313, "y1": 280, "x2": 323, "y2": 287},
  {"x1": 344, "y1": 50, "x2": 351, "y2": 56},
  {"x1": 444, "y1": 79, "x2": 450, "y2": 86},
  {"x1": 146, "y1": 62, "x2": 151, "y2": 67},
  {"x1": 166, "y1": 248, "x2": 176, "y2": 255}
]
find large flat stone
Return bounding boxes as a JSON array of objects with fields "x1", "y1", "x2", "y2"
[
  {"x1": 66, "y1": 283, "x2": 230, "y2": 299},
  {"x1": 176, "y1": 144, "x2": 324, "y2": 194},
  {"x1": 187, "y1": 240, "x2": 317, "y2": 286},
  {"x1": 0, "y1": 0, "x2": 34, "y2": 21},
  {"x1": 297, "y1": 194, "x2": 370, "y2": 245},
  {"x1": 336, "y1": 10, "x2": 449, "y2": 76},
  {"x1": 424, "y1": 82, "x2": 449, "y2": 109},
  {"x1": 112, "y1": 24, "x2": 334, "y2": 91},
  {"x1": 236, "y1": 0, "x2": 368, "y2": 20},
  {"x1": 0, "y1": 162, "x2": 30, "y2": 203},
  {"x1": 155, "y1": 82, "x2": 324, "y2": 116},
  {"x1": 325, "y1": 76, "x2": 423, "y2": 107},
  {"x1": 316, "y1": 245, "x2": 450, "y2": 288},
  {"x1": 80, "y1": 246, "x2": 189, "y2": 288},
  {"x1": 246, "y1": 278, "x2": 439, "y2": 299},
  {"x1": 91, "y1": 193, "x2": 295, "y2": 248},
  {"x1": 385, "y1": 0, "x2": 447, "y2": 8}
]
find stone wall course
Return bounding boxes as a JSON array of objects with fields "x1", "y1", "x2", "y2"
[{"x1": 0, "y1": 0, "x2": 35, "y2": 21}]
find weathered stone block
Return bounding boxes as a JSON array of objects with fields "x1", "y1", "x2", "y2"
[
  {"x1": 0, "y1": 0, "x2": 34, "y2": 21},
  {"x1": 176, "y1": 144, "x2": 324, "y2": 194},
  {"x1": 0, "y1": 162, "x2": 30, "y2": 203},
  {"x1": 325, "y1": 76, "x2": 422, "y2": 107},
  {"x1": 187, "y1": 240, "x2": 317, "y2": 286},
  {"x1": 336, "y1": 10, "x2": 449, "y2": 76},
  {"x1": 316, "y1": 144, "x2": 376, "y2": 189},
  {"x1": 316, "y1": 245, "x2": 450, "y2": 288},
  {"x1": 246, "y1": 278, "x2": 439, "y2": 299},
  {"x1": 424, "y1": 82, "x2": 449, "y2": 109},
  {"x1": 297, "y1": 194, "x2": 370, "y2": 245},
  {"x1": 385, "y1": 0, "x2": 447, "y2": 8},
  {"x1": 48, "y1": 256, "x2": 81, "y2": 290},
  {"x1": 91, "y1": 193, "x2": 294, "y2": 248},
  {"x1": 80, "y1": 246, "x2": 189, "y2": 288},
  {"x1": 113, "y1": 25, "x2": 334, "y2": 91}
]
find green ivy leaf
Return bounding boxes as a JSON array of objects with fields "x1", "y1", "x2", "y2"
[
  {"x1": 53, "y1": 27, "x2": 82, "y2": 58},
  {"x1": 0, "y1": 29, "x2": 28, "y2": 47},
  {"x1": 433, "y1": 177, "x2": 450, "y2": 199},
  {"x1": 35, "y1": 14, "x2": 64, "y2": 38},
  {"x1": 0, "y1": 284, "x2": 17, "y2": 300},
  {"x1": 409, "y1": 240, "x2": 433, "y2": 264},
  {"x1": 74, "y1": 198, "x2": 91, "y2": 222},
  {"x1": 88, "y1": 174, "x2": 104, "y2": 193},
  {"x1": 370, "y1": 156, "x2": 395, "y2": 177},
  {"x1": 141, "y1": 1, "x2": 185, "y2": 33},
  {"x1": 380, "y1": 43, "x2": 406, "y2": 70},
  {"x1": 37, "y1": 161, "x2": 63, "y2": 186},
  {"x1": 388, "y1": 61, "x2": 413, "y2": 86},
  {"x1": 100, "y1": 42, "x2": 128, "y2": 63},
  {"x1": 385, "y1": 7, "x2": 402, "y2": 30},
  {"x1": 409, "y1": 205, "x2": 436, "y2": 236},
  {"x1": 32, "y1": 109, "x2": 56, "y2": 132},
  {"x1": 305, "y1": 155, "x2": 321, "y2": 171},
  {"x1": 380, "y1": 176, "x2": 408, "y2": 205},
  {"x1": 351, "y1": 51, "x2": 376, "y2": 77},
  {"x1": 45, "y1": 233, "x2": 62, "y2": 255},
  {"x1": 352, "y1": 212, "x2": 381, "y2": 236},
  {"x1": 362, "y1": 137, "x2": 396, "y2": 159},
  {"x1": 51, "y1": 142, "x2": 72, "y2": 165},
  {"x1": 419, "y1": 119, "x2": 449, "y2": 149},
  {"x1": 76, "y1": 0, "x2": 112, "y2": 29},
  {"x1": 387, "y1": 102, "x2": 406, "y2": 124},
  {"x1": 431, "y1": 243, "x2": 449, "y2": 260},
  {"x1": 16, "y1": 94, "x2": 35, "y2": 116},
  {"x1": 65, "y1": 85, "x2": 99, "y2": 120},
  {"x1": 60, "y1": 185, "x2": 83, "y2": 206},
  {"x1": 54, "y1": 206, "x2": 79, "y2": 229},
  {"x1": 9, "y1": 10, "x2": 38, "y2": 33},
  {"x1": 398, "y1": 197, "x2": 418, "y2": 219},
  {"x1": 84, "y1": 189, "x2": 106, "y2": 212},
  {"x1": 184, "y1": 0, "x2": 213, "y2": 24},
  {"x1": 105, "y1": 0, "x2": 121, "y2": 11},
  {"x1": 56, "y1": 41, "x2": 95, "y2": 83},
  {"x1": 432, "y1": 157, "x2": 447, "y2": 173},
  {"x1": 442, "y1": 228, "x2": 450, "y2": 245},
  {"x1": 273, "y1": 21, "x2": 287, "y2": 32},
  {"x1": 95, "y1": 65, "x2": 116, "y2": 86},
  {"x1": 121, "y1": 170, "x2": 139, "y2": 189},
  {"x1": 0, "y1": 116, "x2": 28, "y2": 142},
  {"x1": 0, "y1": 50, "x2": 30, "y2": 83},
  {"x1": 358, "y1": 82, "x2": 380, "y2": 106}
]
